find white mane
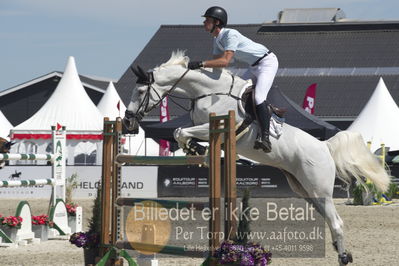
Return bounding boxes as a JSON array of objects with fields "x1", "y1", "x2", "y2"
[
  {"x1": 158, "y1": 50, "x2": 235, "y2": 79},
  {"x1": 160, "y1": 50, "x2": 189, "y2": 68}
]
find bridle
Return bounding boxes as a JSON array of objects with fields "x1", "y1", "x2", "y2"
[{"x1": 125, "y1": 68, "x2": 190, "y2": 121}]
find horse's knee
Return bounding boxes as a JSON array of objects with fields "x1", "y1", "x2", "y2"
[
  {"x1": 173, "y1": 128, "x2": 181, "y2": 140},
  {"x1": 174, "y1": 128, "x2": 190, "y2": 147},
  {"x1": 173, "y1": 128, "x2": 183, "y2": 142}
]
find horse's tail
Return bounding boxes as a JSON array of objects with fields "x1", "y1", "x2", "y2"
[{"x1": 326, "y1": 131, "x2": 390, "y2": 192}]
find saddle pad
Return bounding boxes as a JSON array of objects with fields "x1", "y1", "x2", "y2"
[{"x1": 270, "y1": 114, "x2": 284, "y2": 139}]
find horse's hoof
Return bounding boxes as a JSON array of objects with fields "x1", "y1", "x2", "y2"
[
  {"x1": 339, "y1": 252, "x2": 353, "y2": 265},
  {"x1": 187, "y1": 141, "x2": 207, "y2": 156}
]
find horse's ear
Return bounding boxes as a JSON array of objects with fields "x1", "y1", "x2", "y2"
[
  {"x1": 130, "y1": 66, "x2": 150, "y2": 84},
  {"x1": 4, "y1": 141, "x2": 14, "y2": 150},
  {"x1": 183, "y1": 56, "x2": 190, "y2": 66},
  {"x1": 130, "y1": 66, "x2": 141, "y2": 77},
  {"x1": 137, "y1": 66, "x2": 148, "y2": 79}
]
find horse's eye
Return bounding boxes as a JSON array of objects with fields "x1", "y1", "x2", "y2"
[{"x1": 138, "y1": 87, "x2": 147, "y2": 94}]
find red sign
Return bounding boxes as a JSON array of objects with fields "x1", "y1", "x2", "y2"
[
  {"x1": 159, "y1": 97, "x2": 171, "y2": 156},
  {"x1": 302, "y1": 83, "x2": 317, "y2": 114}
]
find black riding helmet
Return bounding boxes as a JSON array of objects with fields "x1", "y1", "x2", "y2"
[{"x1": 202, "y1": 6, "x2": 228, "y2": 27}]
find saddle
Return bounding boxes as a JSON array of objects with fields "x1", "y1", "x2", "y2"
[
  {"x1": 184, "y1": 86, "x2": 287, "y2": 156},
  {"x1": 237, "y1": 86, "x2": 287, "y2": 135}
]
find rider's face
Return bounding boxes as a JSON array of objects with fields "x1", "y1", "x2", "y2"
[{"x1": 203, "y1": 17, "x2": 216, "y2": 32}]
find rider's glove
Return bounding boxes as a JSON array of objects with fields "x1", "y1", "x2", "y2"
[{"x1": 188, "y1": 61, "x2": 204, "y2": 70}]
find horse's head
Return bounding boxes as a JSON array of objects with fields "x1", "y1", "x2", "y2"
[
  {"x1": 0, "y1": 137, "x2": 14, "y2": 153},
  {"x1": 123, "y1": 51, "x2": 190, "y2": 134},
  {"x1": 0, "y1": 137, "x2": 15, "y2": 169},
  {"x1": 122, "y1": 65, "x2": 153, "y2": 134}
]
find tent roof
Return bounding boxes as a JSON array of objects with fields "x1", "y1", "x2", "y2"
[
  {"x1": 0, "y1": 71, "x2": 109, "y2": 127},
  {"x1": 0, "y1": 110, "x2": 13, "y2": 138},
  {"x1": 97, "y1": 82, "x2": 127, "y2": 119},
  {"x1": 348, "y1": 77, "x2": 399, "y2": 151},
  {"x1": 11, "y1": 56, "x2": 104, "y2": 139}
]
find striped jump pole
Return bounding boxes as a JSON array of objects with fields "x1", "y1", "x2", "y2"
[
  {"x1": 0, "y1": 154, "x2": 55, "y2": 161},
  {"x1": 115, "y1": 155, "x2": 207, "y2": 166},
  {"x1": 0, "y1": 179, "x2": 55, "y2": 187}
]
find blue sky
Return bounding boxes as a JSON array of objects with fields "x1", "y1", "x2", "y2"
[{"x1": 1, "y1": 0, "x2": 399, "y2": 91}]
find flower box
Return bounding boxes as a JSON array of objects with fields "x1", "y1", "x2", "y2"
[
  {"x1": 66, "y1": 203, "x2": 78, "y2": 216},
  {"x1": 68, "y1": 206, "x2": 82, "y2": 233},
  {"x1": 32, "y1": 224, "x2": 48, "y2": 241},
  {"x1": 0, "y1": 225, "x2": 18, "y2": 242}
]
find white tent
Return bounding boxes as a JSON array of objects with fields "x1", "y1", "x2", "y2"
[
  {"x1": 0, "y1": 110, "x2": 13, "y2": 139},
  {"x1": 347, "y1": 77, "x2": 399, "y2": 152},
  {"x1": 10, "y1": 56, "x2": 104, "y2": 164},
  {"x1": 97, "y1": 82, "x2": 126, "y2": 119},
  {"x1": 97, "y1": 82, "x2": 160, "y2": 155}
]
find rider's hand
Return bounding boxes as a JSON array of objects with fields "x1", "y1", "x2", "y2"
[{"x1": 188, "y1": 61, "x2": 203, "y2": 70}]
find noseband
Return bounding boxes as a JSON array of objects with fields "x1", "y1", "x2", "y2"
[{"x1": 125, "y1": 69, "x2": 190, "y2": 121}]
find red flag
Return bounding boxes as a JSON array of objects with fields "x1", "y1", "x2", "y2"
[
  {"x1": 117, "y1": 100, "x2": 120, "y2": 111},
  {"x1": 159, "y1": 96, "x2": 171, "y2": 156},
  {"x1": 56, "y1": 123, "x2": 62, "y2": 131},
  {"x1": 302, "y1": 83, "x2": 317, "y2": 114}
]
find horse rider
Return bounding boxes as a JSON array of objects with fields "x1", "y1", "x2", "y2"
[{"x1": 188, "y1": 6, "x2": 279, "y2": 153}]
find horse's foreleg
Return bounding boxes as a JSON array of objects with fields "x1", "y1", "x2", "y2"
[{"x1": 174, "y1": 123, "x2": 210, "y2": 154}]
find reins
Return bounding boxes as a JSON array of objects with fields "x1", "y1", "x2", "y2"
[{"x1": 128, "y1": 69, "x2": 242, "y2": 120}]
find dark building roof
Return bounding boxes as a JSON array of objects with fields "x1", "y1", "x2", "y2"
[
  {"x1": 116, "y1": 21, "x2": 399, "y2": 126},
  {"x1": 0, "y1": 71, "x2": 110, "y2": 126}
]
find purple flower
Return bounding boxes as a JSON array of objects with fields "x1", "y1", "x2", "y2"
[
  {"x1": 257, "y1": 256, "x2": 269, "y2": 266},
  {"x1": 240, "y1": 252, "x2": 254, "y2": 265},
  {"x1": 214, "y1": 241, "x2": 272, "y2": 265},
  {"x1": 69, "y1": 232, "x2": 99, "y2": 249}
]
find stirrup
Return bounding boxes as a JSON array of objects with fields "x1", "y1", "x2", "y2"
[{"x1": 254, "y1": 136, "x2": 272, "y2": 153}]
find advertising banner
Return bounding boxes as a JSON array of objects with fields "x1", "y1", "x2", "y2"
[
  {"x1": 157, "y1": 165, "x2": 349, "y2": 198},
  {"x1": 157, "y1": 165, "x2": 294, "y2": 198}
]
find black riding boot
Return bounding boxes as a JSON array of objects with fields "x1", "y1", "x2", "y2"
[{"x1": 254, "y1": 101, "x2": 272, "y2": 153}]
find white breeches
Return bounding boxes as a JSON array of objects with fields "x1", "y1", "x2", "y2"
[{"x1": 241, "y1": 53, "x2": 278, "y2": 105}]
